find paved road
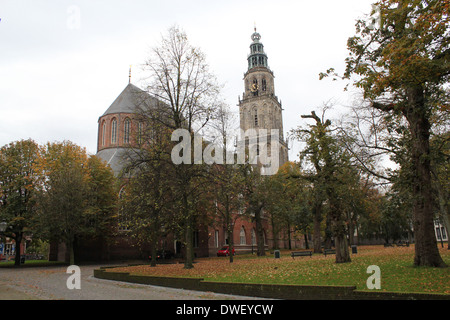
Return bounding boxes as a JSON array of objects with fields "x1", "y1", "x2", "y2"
[{"x1": 0, "y1": 263, "x2": 265, "y2": 300}]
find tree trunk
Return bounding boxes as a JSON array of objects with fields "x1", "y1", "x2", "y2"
[
  {"x1": 229, "y1": 229, "x2": 234, "y2": 264},
  {"x1": 329, "y1": 194, "x2": 351, "y2": 263},
  {"x1": 313, "y1": 201, "x2": 323, "y2": 253},
  {"x1": 355, "y1": 222, "x2": 360, "y2": 245},
  {"x1": 304, "y1": 234, "x2": 309, "y2": 249},
  {"x1": 287, "y1": 221, "x2": 292, "y2": 250},
  {"x1": 183, "y1": 193, "x2": 194, "y2": 269},
  {"x1": 254, "y1": 207, "x2": 266, "y2": 256},
  {"x1": 150, "y1": 241, "x2": 157, "y2": 267},
  {"x1": 324, "y1": 216, "x2": 332, "y2": 249},
  {"x1": 348, "y1": 217, "x2": 355, "y2": 246},
  {"x1": 68, "y1": 239, "x2": 75, "y2": 266},
  {"x1": 184, "y1": 221, "x2": 194, "y2": 269},
  {"x1": 331, "y1": 215, "x2": 351, "y2": 263},
  {"x1": 327, "y1": 184, "x2": 351, "y2": 263},
  {"x1": 14, "y1": 233, "x2": 23, "y2": 267},
  {"x1": 405, "y1": 87, "x2": 446, "y2": 267},
  {"x1": 271, "y1": 218, "x2": 279, "y2": 250}
]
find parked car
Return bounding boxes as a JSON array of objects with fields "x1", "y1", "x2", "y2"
[{"x1": 217, "y1": 246, "x2": 235, "y2": 257}]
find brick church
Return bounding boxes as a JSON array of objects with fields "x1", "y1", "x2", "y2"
[{"x1": 53, "y1": 29, "x2": 304, "y2": 262}]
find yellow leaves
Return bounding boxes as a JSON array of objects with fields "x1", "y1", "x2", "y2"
[{"x1": 41, "y1": 141, "x2": 89, "y2": 173}]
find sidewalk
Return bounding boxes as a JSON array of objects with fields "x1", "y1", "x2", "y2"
[{"x1": 0, "y1": 284, "x2": 40, "y2": 300}]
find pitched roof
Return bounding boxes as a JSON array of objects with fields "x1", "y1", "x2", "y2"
[
  {"x1": 96, "y1": 147, "x2": 130, "y2": 176},
  {"x1": 101, "y1": 83, "x2": 157, "y2": 117},
  {"x1": 96, "y1": 83, "x2": 177, "y2": 177}
]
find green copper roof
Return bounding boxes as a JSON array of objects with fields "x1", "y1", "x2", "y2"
[{"x1": 247, "y1": 29, "x2": 268, "y2": 70}]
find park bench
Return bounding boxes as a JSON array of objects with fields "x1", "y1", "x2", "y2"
[
  {"x1": 323, "y1": 249, "x2": 336, "y2": 256},
  {"x1": 290, "y1": 251, "x2": 312, "y2": 259}
]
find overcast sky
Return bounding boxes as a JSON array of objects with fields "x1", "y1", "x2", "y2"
[{"x1": 0, "y1": 0, "x2": 376, "y2": 159}]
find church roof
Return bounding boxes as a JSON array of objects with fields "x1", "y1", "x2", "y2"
[
  {"x1": 101, "y1": 83, "x2": 157, "y2": 117},
  {"x1": 96, "y1": 147, "x2": 129, "y2": 176},
  {"x1": 96, "y1": 82, "x2": 173, "y2": 177}
]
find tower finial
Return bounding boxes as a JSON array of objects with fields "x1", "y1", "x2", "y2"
[
  {"x1": 129, "y1": 65, "x2": 132, "y2": 84},
  {"x1": 254, "y1": 22, "x2": 257, "y2": 32}
]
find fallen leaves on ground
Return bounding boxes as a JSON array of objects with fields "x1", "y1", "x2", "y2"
[{"x1": 105, "y1": 245, "x2": 450, "y2": 294}]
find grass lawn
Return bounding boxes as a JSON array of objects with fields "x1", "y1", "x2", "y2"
[{"x1": 106, "y1": 245, "x2": 450, "y2": 295}]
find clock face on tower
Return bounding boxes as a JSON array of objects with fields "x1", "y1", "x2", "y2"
[{"x1": 251, "y1": 83, "x2": 259, "y2": 92}]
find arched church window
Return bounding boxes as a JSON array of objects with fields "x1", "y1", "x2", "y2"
[
  {"x1": 124, "y1": 118, "x2": 131, "y2": 144},
  {"x1": 262, "y1": 78, "x2": 267, "y2": 91},
  {"x1": 111, "y1": 118, "x2": 117, "y2": 144},
  {"x1": 254, "y1": 109, "x2": 258, "y2": 127},
  {"x1": 137, "y1": 122, "x2": 143, "y2": 145},
  {"x1": 101, "y1": 121, "x2": 106, "y2": 146},
  {"x1": 240, "y1": 227, "x2": 246, "y2": 245}
]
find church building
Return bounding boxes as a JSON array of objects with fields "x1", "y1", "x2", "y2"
[{"x1": 51, "y1": 29, "x2": 303, "y2": 263}]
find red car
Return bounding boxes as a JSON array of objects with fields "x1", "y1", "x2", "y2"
[{"x1": 217, "y1": 246, "x2": 235, "y2": 257}]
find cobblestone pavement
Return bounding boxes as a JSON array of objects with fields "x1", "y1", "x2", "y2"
[{"x1": 0, "y1": 263, "x2": 265, "y2": 300}]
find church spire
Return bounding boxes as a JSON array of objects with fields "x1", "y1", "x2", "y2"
[
  {"x1": 128, "y1": 65, "x2": 132, "y2": 84},
  {"x1": 239, "y1": 27, "x2": 289, "y2": 170},
  {"x1": 248, "y1": 28, "x2": 268, "y2": 70}
]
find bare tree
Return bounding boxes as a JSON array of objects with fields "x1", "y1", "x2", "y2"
[
  {"x1": 140, "y1": 25, "x2": 221, "y2": 269},
  {"x1": 207, "y1": 102, "x2": 244, "y2": 263}
]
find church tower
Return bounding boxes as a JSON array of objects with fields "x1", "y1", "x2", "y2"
[{"x1": 238, "y1": 28, "x2": 289, "y2": 172}]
